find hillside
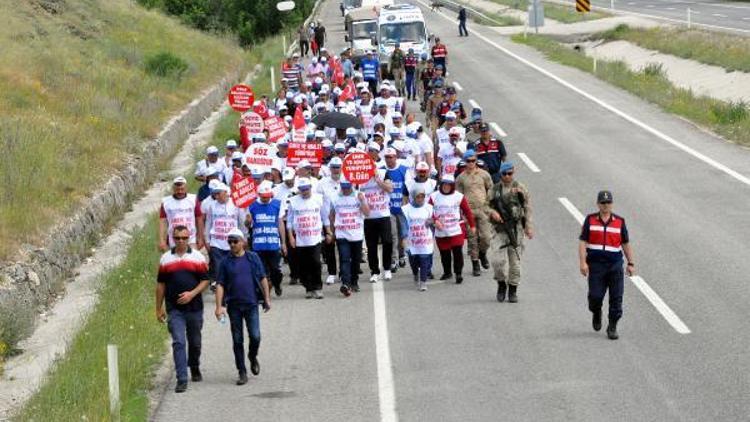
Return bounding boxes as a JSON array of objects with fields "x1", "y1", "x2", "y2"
[{"x1": 0, "y1": 0, "x2": 249, "y2": 259}]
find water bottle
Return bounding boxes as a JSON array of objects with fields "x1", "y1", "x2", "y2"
[{"x1": 219, "y1": 314, "x2": 227, "y2": 325}]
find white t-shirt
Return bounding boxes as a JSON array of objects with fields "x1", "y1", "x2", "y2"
[
  {"x1": 406, "y1": 178, "x2": 437, "y2": 198},
  {"x1": 332, "y1": 193, "x2": 365, "y2": 241},
  {"x1": 360, "y1": 170, "x2": 391, "y2": 219},
  {"x1": 287, "y1": 193, "x2": 328, "y2": 247},
  {"x1": 162, "y1": 194, "x2": 199, "y2": 247},
  {"x1": 430, "y1": 191, "x2": 465, "y2": 238},
  {"x1": 195, "y1": 158, "x2": 226, "y2": 177},
  {"x1": 203, "y1": 199, "x2": 243, "y2": 250},
  {"x1": 402, "y1": 204, "x2": 435, "y2": 255}
]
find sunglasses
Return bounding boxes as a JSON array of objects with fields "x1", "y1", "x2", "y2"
[
  {"x1": 173, "y1": 236, "x2": 189, "y2": 241},
  {"x1": 598, "y1": 201, "x2": 612, "y2": 205},
  {"x1": 466, "y1": 159, "x2": 477, "y2": 163},
  {"x1": 228, "y1": 238, "x2": 242, "y2": 244},
  {"x1": 501, "y1": 171, "x2": 514, "y2": 176}
]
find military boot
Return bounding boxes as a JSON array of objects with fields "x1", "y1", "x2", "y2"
[
  {"x1": 507, "y1": 285, "x2": 518, "y2": 303},
  {"x1": 496, "y1": 281, "x2": 507, "y2": 302},
  {"x1": 472, "y1": 260, "x2": 481, "y2": 277},
  {"x1": 479, "y1": 251, "x2": 490, "y2": 269},
  {"x1": 607, "y1": 319, "x2": 619, "y2": 340}
]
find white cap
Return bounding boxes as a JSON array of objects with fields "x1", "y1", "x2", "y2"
[
  {"x1": 346, "y1": 127, "x2": 357, "y2": 136},
  {"x1": 208, "y1": 179, "x2": 222, "y2": 190},
  {"x1": 329, "y1": 157, "x2": 343, "y2": 167},
  {"x1": 456, "y1": 141, "x2": 468, "y2": 155},
  {"x1": 202, "y1": 166, "x2": 220, "y2": 177},
  {"x1": 391, "y1": 111, "x2": 403, "y2": 119},
  {"x1": 314, "y1": 76, "x2": 323, "y2": 84},
  {"x1": 206, "y1": 145, "x2": 219, "y2": 155},
  {"x1": 412, "y1": 185, "x2": 427, "y2": 196},
  {"x1": 321, "y1": 84, "x2": 330, "y2": 92},
  {"x1": 294, "y1": 95, "x2": 304, "y2": 104},
  {"x1": 303, "y1": 110, "x2": 312, "y2": 118},
  {"x1": 258, "y1": 181, "x2": 274, "y2": 197},
  {"x1": 322, "y1": 139, "x2": 333, "y2": 148},
  {"x1": 416, "y1": 161, "x2": 430, "y2": 171},
  {"x1": 445, "y1": 111, "x2": 457, "y2": 120},
  {"x1": 231, "y1": 151, "x2": 244, "y2": 160},
  {"x1": 297, "y1": 177, "x2": 312, "y2": 189},
  {"x1": 226, "y1": 139, "x2": 238, "y2": 148},
  {"x1": 282, "y1": 167, "x2": 296, "y2": 181},
  {"x1": 284, "y1": 115, "x2": 293, "y2": 123},
  {"x1": 227, "y1": 228, "x2": 245, "y2": 240},
  {"x1": 389, "y1": 85, "x2": 398, "y2": 92},
  {"x1": 334, "y1": 142, "x2": 346, "y2": 151},
  {"x1": 305, "y1": 80, "x2": 313, "y2": 87},
  {"x1": 333, "y1": 87, "x2": 342, "y2": 95},
  {"x1": 384, "y1": 147, "x2": 397, "y2": 157},
  {"x1": 315, "y1": 130, "x2": 326, "y2": 138},
  {"x1": 297, "y1": 159, "x2": 312, "y2": 168},
  {"x1": 441, "y1": 174, "x2": 456, "y2": 183},
  {"x1": 392, "y1": 140, "x2": 405, "y2": 152},
  {"x1": 321, "y1": 56, "x2": 328, "y2": 62},
  {"x1": 212, "y1": 183, "x2": 231, "y2": 193},
  {"x1": 389, "y1": 127, "x2": 401, "y2": 136},
  {"x1": 312, "y1": 56, "x2": 318, "y2": 63},
  {"x1": 173, "y1": 176, "x2": 187, "y2": 185},
  {"x1": 367, "y1": 142, "x2": 381, "y2": 152}
]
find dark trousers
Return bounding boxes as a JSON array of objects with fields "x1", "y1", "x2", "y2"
[
  {"x1": 405, "y1": 71, "x2": 416, "y2": 99},
  {"x1": 587, "y1": 260, "x2": 625, "y2": 320},
  {"x1": 367, "y1": 79, "x2": 378, "y2": 95},
  {"x1": 439, "y1": 245, "x2": 464, "y2": 276},
  {"x1": 228, "y1": 304, "x2": 260, "y2": 375},
  {"x1": 459, "y1": 20, "x2": 468, "y2": 36},
  {"x1": 409, "y1": 253, "x2": 431, "y2": 282},
  {"x1": 297, "y1": 244, "x2": 322, "y2": 291},
  {"x1": 323, "y1": 240, "x2": 337, "y2": 276},
  {"x1": 167, "y1": 309, "x2": 203, "y2": 382},
  {"x1": 299, "y1": 40, "x2": 309, "y2": 56},
  {"x1": 364, "y1": 217, "x2": 393, "y2": 275},
  {"x1": 257, "y1": 250, "x2": 282, "y2": 289},
  {"x1": 288, "y1": 245, "x2": 300, "y2": 281},
  {"x1": 337, "y1": 239, "x2": 363, "y2": 287},
  {"x1": 209, "y1": 247, "x2": 230, "y2": 281},
  {"x1": 434, "y1": 57, "x2": 446, "y2": 74}
]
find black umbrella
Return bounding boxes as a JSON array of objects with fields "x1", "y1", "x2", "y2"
[{"x1": 312, "y1": 112, "x2": 363, "y2": 129}]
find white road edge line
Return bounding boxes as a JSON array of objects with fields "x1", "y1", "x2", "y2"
[
  {"x1": 489, "y1": 122, "x2": 508, "y2": 137},
  {"x1": 453, "y1": 81, "x2": 464, "y2": 91},
  {"x1": 373, "y1": 282, "x2": 399, "y2": 422},
  {"x1": 712, "y1": 13, "x2": 728, "y2": 17},
  {"x1": 518, "y1": 153, "x2": 541, "y2": 172},
  {"x1": 630, "y1": 276, "x2": 692, "y2": 334},
  {"x1": 557, "y1": 198, "x2": 691, "y2": 335},
  {"x1": 416, "y1": 0, "x2": 750, "y2": 188},
  {"x1": 468, "y1": 98, "x2": 480, "y2": 109}
]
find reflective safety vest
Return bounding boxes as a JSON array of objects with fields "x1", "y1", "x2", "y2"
[
  {"x1": 404, "y1": 55, "x2": 418, "y2": 72},
  {"x1": 585, "y1": 214, "x2": 624, "y2": 253},
  {"x1": 432, "y1": 44, "x2": 447, "y2": 59}
]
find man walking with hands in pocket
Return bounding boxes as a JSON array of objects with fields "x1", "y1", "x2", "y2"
[{"x1": 215, "y1": 228, "x2": 271, "y2": 386}]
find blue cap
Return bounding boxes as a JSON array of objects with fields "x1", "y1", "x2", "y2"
[
  {"x1": 500, "y1": 162, "x2": 515, "y2": 173},
  {"x1": 463, "y1": 150, "x2": 476, "y2": 160}
]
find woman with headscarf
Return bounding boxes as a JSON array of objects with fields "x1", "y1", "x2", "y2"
[
  {"x1": 429, "y1": 174, "x2": 475, "y2": 284},
  {"x1": 402, "y1": 185, "x2": 435, "y2": 292}
]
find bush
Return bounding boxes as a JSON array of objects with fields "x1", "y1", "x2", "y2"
[
  {"x1": 642, "y1": 62, "x2": 665, "y2": 78},
  {"x1": 712, "y1": 101, "x2": 748, "y2": 124},
  {"x1": 144, "y1": 51, "x2": 189, "y2": 79}
]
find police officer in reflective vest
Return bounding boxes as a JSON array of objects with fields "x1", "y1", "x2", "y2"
[
  {"x1": 431, "y1": 37, "x2": 448, "y2": 74},
  {"x1": 487, "y1": 162, "x2": 533, "y2": 303},
  {"x1": 578, "y1": 190, "x2": 635, "y2": 340}
]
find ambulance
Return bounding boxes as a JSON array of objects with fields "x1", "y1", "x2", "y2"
[{"x1": 376, "y1": 4, "x2": 429, "y2": 75}]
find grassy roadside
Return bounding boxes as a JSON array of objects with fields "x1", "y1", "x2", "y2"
[
  {"x1": 596, "y1": 24, "x2": 750, "y2": 73},
  {"x1": 473, "y1": 11, "x2": 525, "y2": 26},
  {"x1": 0, "y1": 0, "x2": 249, "y2": 260},
  {"x1": 14, "y1": 34, "x2": 288, "y2": 421},
  {"x1": 487, "y1": 0, "x2": 610, "y2": 23},
  {"x1": 512, "y1": 34, "x2": 750, "y2": 146}
]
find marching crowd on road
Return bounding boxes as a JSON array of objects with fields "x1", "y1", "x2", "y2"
[{"x1": 154, "y1": 22, "x2": 635, "y2": 392}]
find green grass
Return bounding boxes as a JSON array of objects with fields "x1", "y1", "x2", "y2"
[
  {"x1": 512, "y1": 34, "x2": 750, "y2": 146},
  {"x1": 597, "y1": 24, "x2": 750, "y2": 73},
  {"x1": 487, "y1": 0, "x2": 609, "y2": 22},
  {"x1": 0, "y1": 0, "x2": 251, "y2": 260}
]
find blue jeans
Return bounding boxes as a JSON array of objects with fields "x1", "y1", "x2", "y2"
[
  {"x1": 408, "y1": 253, "x2": 432, "y2": 282},
  {"x1": 587, "y1": 259, "x2": 624, "y2": 320},
  {"x1": 209, "y1": 247, "x2": 230, "y2": 281},
  {"x1": 405, "y1": 71, "x2": 416, "y2": 98},
  {"x1": 228, "y1": 304, "x2": 261, "y2": 375},
  {"x1": 337, "y1": 239, "x2": 363, "y2": 288},
  {"x1": 167, "y1": 309, "x2": 203, "y2": 382}
]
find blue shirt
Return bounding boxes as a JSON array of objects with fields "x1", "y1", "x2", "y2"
[
  {"x1": 217, "y1": 252, "x2": 266, "y2": 306},
  {"x1": 361, "y1": 58, "x2": 380, "y2": 81},
  {"x1": 342, "y1": 59, "x2": 354, "y2": 77},
  {"x1": 248, "y1": 199, "x2": 282, "y2": 251},
  {"x1": 385, "y1": 165, "x2": 409, "y2": 215}
]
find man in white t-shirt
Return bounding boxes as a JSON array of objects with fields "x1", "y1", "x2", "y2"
[{"x1": 330, "y1": 178, "x2": 370, "y2": 296}]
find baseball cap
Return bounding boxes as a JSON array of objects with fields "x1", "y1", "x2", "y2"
[
  {"x1": 373, "y1": 132, "x2": 384, "y2": 139},
  {"x1": 297, "y1": 177, "x2": 312, "y2": 190},
  {"x1": 449, "y1": 127, "x2": 461, "y2": 136},
  {"x1": 463, "y1": 150, "x2": 476, "y2": 160},
  {"x1": 258, "y1": 181, "x2": 274, "y2": 198},
  {"x1": 389, "y1": 127, "x2": 401, "y2": 136},
  {"x1": 367, "y1": 142, "x2": 381, "y2": 152},
  {"x1": 315, "y1": 130, "x2": 326, "y2": 138},
  {"x1": 282, "y1": 167, "x2": 296, "y2": 181},
  {"x1": 412, "y1": 185, "x2": 426, "y2": 196},
  {"x1": 392, "y1": 111, "x2": 403, "y2": 120},
  {"x1": 416, "y1": 161, "x2": 430, "y2": 171},
  {"x1": 441, "y1": 174, "x2": 455, "y2": 184},
  {"x1": 340, "y1": 178, "x2": 352, "y2": 188},
  {"x1": 392, "y1": 140, "x2": 405, "y2": 152},
  {"x1": 479, "y1": 123, "x2": 490, "y2": 132},
  {"x1": 206, "y1": 145, "x2": 219, "y2": 155},
  {"x1": 212, "y1": 183, "x2": 231, "y2": 193},
  {"x1": 173, "y1": 176, "x2": 187, "y2": 185},
  {"x1": 384, "y1": 147, "x2": 397, "y2": 157},
  {"x1": 226, "y1": 139, "x2": 238, "y2": 148},
  {"x1": 227, "y1": 228, "x2": 245, "y2": 240},
  {"x1": 297, "y1": 159, "x2": 312, "y2": 169},
  {"x1": 322, "y1": 139, "x2": 333, "y2": 148},
  {"x1": 445, "y1": 111, "x2": 457, "y2": 120},
  {"x1": 597, "y1": 190, "x2": 613, "y2": 203},
  {"x1": 329, "y1": 157, "x2": 343, "y2": 167},
  {"x1": 250, "y1": 167, "x2": 264, "y2": 179},
  {"x1": 334, "y1": 142, "x2": 347, "y2": 151},
  {"x1": 500, "y1": 162, "x2": 515, "y2": 174},
  {"x1": 208, "y1": 179, "x2": 222, "y2": 190}
]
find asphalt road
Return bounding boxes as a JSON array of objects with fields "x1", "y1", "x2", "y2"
[
  {"x1": 154, "y1": 1, "x2": 750, "y2": 421},
  {"x1": 587, "y1": 0, "x2": 750, "y2": 33}
]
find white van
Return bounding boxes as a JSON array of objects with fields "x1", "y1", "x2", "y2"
[{"x1": 376, "y1": 4, "x2": 429, "y2": 72}]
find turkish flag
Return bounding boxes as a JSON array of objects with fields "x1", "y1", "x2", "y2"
[
  {"x1": 339, "y1": 80, "x2": 355, "y2": 103},
  {"x1": 293, "y1": 106, "x2": 306, "y2": 130},
  {"x1": 253, "y1": 100, "x2": 269, "y2": 119}
]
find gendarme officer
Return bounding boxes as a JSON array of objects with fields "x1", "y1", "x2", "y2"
[{"x1": 578, "y1": 190, "x2": 634, "y2": 340}]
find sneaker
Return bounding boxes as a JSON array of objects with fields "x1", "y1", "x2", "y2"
[
  {"x1": 313, "y1": 290, "x2": 324, "y2": 299},
  {"x1": 390, "y1": 263, "x2": 399, "y2": 273},
  {"x1": 190, "y1": 367, "x2": 202, "y2": 382},
  {"x1": 440, "y1": 273, "x2": 452, "y2": 281},
  {"x1": 455, "y1": 275, "x2": 464, "y2": 284},
  {"x1": 236, "y1": 372, "x2": 248, "y2": 385},
  {"x1": 326, "y1": 275, "x2": 336, "y2": 285},
  {"x1": 383, "y1": 270, "x2": 393, "y2": 281},
  {"x1": 175, "y1": 381, "x2": 188, "y2": 393},
  {"x1": 274, "y1": 284, "x2": 283, "y2": 297},
  {"x1": 370, "y1": 274, "x2": 380, "y2": 283},
  {"x1": 352, "y1": 284, "x2": 361, "y2": 292},
  {"x1": 305, "y1": 291, "x2": 314, "y2": 299},
  {"x1": 419, "y1": 282, "x2": 427, "y2": 291},
  {"x1": 398, "y1": 257, "x2": 407, "y2": 268},
  {"x1": 340, "y1": 285, "x2": 352, "y2": 297}
]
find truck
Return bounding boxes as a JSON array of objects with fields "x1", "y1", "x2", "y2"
[
  {"x1": 344, "y1": 8, "x2": 379, "y2": 65},
  {"x1": 376, "y1": 4, "x2": 429, "y2": 77},
  {"x1": 342, "y1": 0, "x2": 394, "y2": 29}
]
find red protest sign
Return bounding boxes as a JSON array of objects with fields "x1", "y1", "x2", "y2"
[
  {"x1": 230, "y1": 173, "x2": 257, "y2": 208},
  {"x1": 228, "y1": 84, "x2": 254, "y2": 112},
  {"x1": 287, "y1": 142, "x2": 323, "y2": 168},
  {"x1": 239, "y1": 111, "x2": 264, "y2": 136},
  {"x1": 342, "y1": 152, "x2": 376, "y2": 184},
  {"x1": 244, "y1": 143, "x2": 276, "y2": 169},
  {"x1": 264, "y1": 116, "x2": 287, "y2": 143}
]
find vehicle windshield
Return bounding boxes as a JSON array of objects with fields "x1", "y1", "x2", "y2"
[
  {"x1": 344, "y1": 0, "x2": 362, "y2": 8},
  {"x1": 379, "y1": 21, "x2": 426, "y2": 45},
  {"x1": 352, "y1": 21, "x2": 377, "y2": 39}
]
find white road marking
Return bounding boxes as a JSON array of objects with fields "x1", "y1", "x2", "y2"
[
  {"x1": 665, "y1": 7, "x2": 675, "y2": 10},
  {"x1": 743, "y1": 17, "x2": 750, "y2": 20},
  {"x1": 373, "y1": 282, "x2": 398, "y2": 422},
  {"x1": 627, "y1": 2, "x2": 635, "y2": 5},
  {"x1": 517, "y1": 153, "x2": 541, "y2": 172},
  {"x1": 558, "y1": 197, "x2": 585, "y2": 224},
  {"x1": 418, "y1": 0, "x2": 750, "y2": 187},
  {"x1": 453, "y1": 81, "x2": 464, "y2": 91},
  {"x1": 469, "y1": 98, "x2": 480, "y2": 109},
  {"x1": 646, "y1": 4, "x2": 655, "y2": 7},
  {"x1": 490, "y1": 122, "x2": 508, "y2": 137},
  {"x1": 691, "y1": 9, "x2": 701, "y2": 14},
  {"x1": 630, "y1": 276, "x2": 692, "y2": 334},
  {"x1": 558, "y1": 198, "x2": 691, "y2": 335},
  {"x1": 712, "y1": 13, "x2": 728, "y2": 17}
]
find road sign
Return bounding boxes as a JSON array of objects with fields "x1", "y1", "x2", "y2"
[
  {"x1": 342, "y1": 152, "x2": 376, "y2": 184},
  {"x1": 228, "y1": 84, "x2": 254, "y2": 112},
  {"x1": 576, "y1": 0, "x2": 591, "y2": 13}
]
